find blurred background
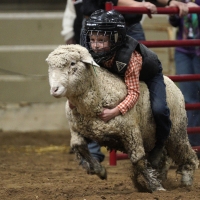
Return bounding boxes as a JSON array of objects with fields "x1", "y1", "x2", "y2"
[{"x1": 0, "y1": 0, "x2": 175, "y2": 132}]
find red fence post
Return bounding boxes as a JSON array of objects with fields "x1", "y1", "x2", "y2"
[
  {"x1": 105, "y1": 2, "x2": 113, "y2": 11},
  {"x1": 109, "y1": 150, "x2": 117, "y2": 166}
]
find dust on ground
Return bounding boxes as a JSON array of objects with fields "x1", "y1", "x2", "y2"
[{"x1": 0, "y1": 131, "x2": 199, "y2": 200}]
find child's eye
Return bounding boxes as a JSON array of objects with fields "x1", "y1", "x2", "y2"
[{"x1": 90, "y1": 39, "x2": 95, "y2": 43}]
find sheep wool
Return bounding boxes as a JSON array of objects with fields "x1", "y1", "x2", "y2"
[{"x1": 46, "y1": 44, "x2": 199, "y2": 193}]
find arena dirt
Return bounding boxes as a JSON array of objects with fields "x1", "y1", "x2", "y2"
[{"x1": 0, "y1": 131, "x2": 199, "y2": 200}]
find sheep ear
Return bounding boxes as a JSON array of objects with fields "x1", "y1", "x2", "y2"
[{"x1": 81, "y1": 57, "x2": 100, "y2": 67}]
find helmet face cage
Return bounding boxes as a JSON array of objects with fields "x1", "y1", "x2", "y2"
[
  {"x1": 81, "y1": 10, "x2": 126, "y2": 64},
  {"x1": 85, "y1": 30, "x2": 120, "y2": 63}
]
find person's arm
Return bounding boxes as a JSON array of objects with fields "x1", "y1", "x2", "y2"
[
  {"x1": 99, "y1": 51, "x2": 142, "y2": 122},
  {"x1": 114, "y1": 0, "x2": 189, "y2": 17},
  {"x1": 187, "y1": 1, "x2": 199, "y2": 7},
  {"x1": 117, "y1": 0, "x2": 157, "y2": 15},
  {"x1": 61, "y1": 0, "x2": 76, "y2": 44},
  {"x1": 157, "y1": 0, "x2": 188, "y2": 17},
  {"x1": 169, "y1": 1, "x2": 199, "y2": 27}
]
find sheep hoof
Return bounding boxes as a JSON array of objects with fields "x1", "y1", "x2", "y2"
[
  {"x1": 180, "y1": 170, "x2": 193, "y2": 186},
  {"x1": 136, "y1": 169, "x2": 165, "y2": 193},
  {"x1": 133, "y1": 159, "x2": 165, "y2": 193},
  {"x1": 96, "y1": 166, "x2": 107, "y2": 180},
  {"x1": 81, "y1": 160, "x2": 107, "y2": 180},
  {"x1": 155, "y1": 186, "x2": 166, "y2": 191}
]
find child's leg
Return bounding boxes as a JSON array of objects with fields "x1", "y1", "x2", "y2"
[
  {"x1": 145, "y1": 69, "x2": 171, "y2": 167},
  {"x1": 88, "y1": 141, "x2": 105, "y2": 162},
  {"x1": 145, "y1": 71, "x2": 171, "y2": 147}
]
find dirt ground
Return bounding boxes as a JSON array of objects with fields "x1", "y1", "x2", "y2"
[{"x1": 0, "y1": 131, "x2": 200, "y2": 200}]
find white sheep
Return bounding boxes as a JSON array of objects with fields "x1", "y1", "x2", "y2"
[{"x1": 46, "y1": 44, "x2": 199, "y2": 193}]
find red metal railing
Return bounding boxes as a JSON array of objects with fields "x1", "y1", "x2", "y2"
[
  {"x1": 105, "y1": 2, "x2": 200, "y2": 14},
  {"x1": 105, "y1": 3, "x2": 200, "y2": 165},
  {"x1": 141, "y1": 40, "x2": 200, "y2": 47}
]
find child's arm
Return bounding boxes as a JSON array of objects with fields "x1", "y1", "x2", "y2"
[{"x1": 99, "y1": 51, "x2": 142, "y2": 122}]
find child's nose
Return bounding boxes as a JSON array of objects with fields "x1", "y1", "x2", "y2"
[{"x1": 94, "y1": 41, "x2": 100, "y2": 48}]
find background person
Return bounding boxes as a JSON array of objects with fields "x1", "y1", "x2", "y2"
[
  {"x1": 81, "y1": 0, "x2": 189, "y2": 41},
  {"x1": 61, "y1": 0, "x2": 83, "y2": 44},
  {"x1": 169, "y1": 0, "x2": 200, "y2": 158}
]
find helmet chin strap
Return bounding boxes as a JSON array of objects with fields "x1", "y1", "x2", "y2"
[
  {"x1": 114, "y1": 33, "x2": 118, "y2": 43},
  {"x1": 94, "y1": 52, "x2": 114, "y2": 65}
]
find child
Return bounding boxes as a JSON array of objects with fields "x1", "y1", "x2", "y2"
[{"x1": 81, "y1": 9, "x2": 172, "y2": 168}]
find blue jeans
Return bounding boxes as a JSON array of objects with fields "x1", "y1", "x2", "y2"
[
  {"x1": 175, "y1": 50, "x2": 200, "y2": 146},
  {"x1": 145, "y1": 67, "x2": 171, "y2": 146},
  {"x1": 87, "y1": 22, "x2": 146, "y2": 162},
  {"x1": 88, "y1": 141, "x2": 105, "y2": 162}
]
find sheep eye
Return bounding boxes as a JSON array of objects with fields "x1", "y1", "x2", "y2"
[{"x1": 71, "y1": 61, "x2": 76, "y2": 66}]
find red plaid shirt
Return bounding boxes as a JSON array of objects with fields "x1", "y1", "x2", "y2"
[{"x1": 117, "y1": 51, "x2": 142, "y2": 115}]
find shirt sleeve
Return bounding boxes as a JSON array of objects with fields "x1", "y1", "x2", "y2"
[
  {"x1": 117, "y1": 51, "x2": 142, "y2": 115},
  {"x1": 60, "y1": 0, "x2": 76, "y2": 42}
]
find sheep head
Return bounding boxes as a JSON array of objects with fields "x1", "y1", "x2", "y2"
[{"x1": 46, "y1": 44, "x2": 99, "y2": 98}]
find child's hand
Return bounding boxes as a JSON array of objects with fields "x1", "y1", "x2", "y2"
[{"x1": 99, "y1": 107, "x2": 120, "y2": 122}]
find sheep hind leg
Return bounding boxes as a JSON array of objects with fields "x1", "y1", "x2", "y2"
[
  {"x1": 171, "y1": 143, "x2": 199, "y2": 187},
  {"x1": 73, "y1": 144, "x2": 107, "y2": 180},
  {"x1": 131, "y1": 158, "x2": 166, "y2": 193},
  {"x1": 176, "y1": 163, "x2": 195, "y2": 187}
]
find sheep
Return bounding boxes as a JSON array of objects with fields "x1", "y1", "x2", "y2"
[{"x1": 46, "y1": 44, "x2": 199, "y2": 193}]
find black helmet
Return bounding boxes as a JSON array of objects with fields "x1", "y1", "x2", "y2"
[{"x1": 81, "y1": 9, "x2": 126, "y2": 64}]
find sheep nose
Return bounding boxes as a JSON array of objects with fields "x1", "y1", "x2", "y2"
[{"x1": 51, "y1": 86, "x2": 59, "y2": 94}]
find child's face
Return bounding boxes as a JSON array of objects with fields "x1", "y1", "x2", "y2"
[{"x1": 89, "y1": 32, "x2": 110, "y2": 53}]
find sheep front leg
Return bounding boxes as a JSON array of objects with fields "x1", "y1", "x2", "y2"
[
  {"x1": 125, "y1": 130, "x2": 165, "y2": 192},
  {"x1": 70, "y1": 131, "x2": 107, "y2": 180},
  {"x1": 131, "y1": 157, "x2": 166, "y2": 193},
  {"x1": 73, "y1": 144, "x2": 107, "y2": 180}
]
